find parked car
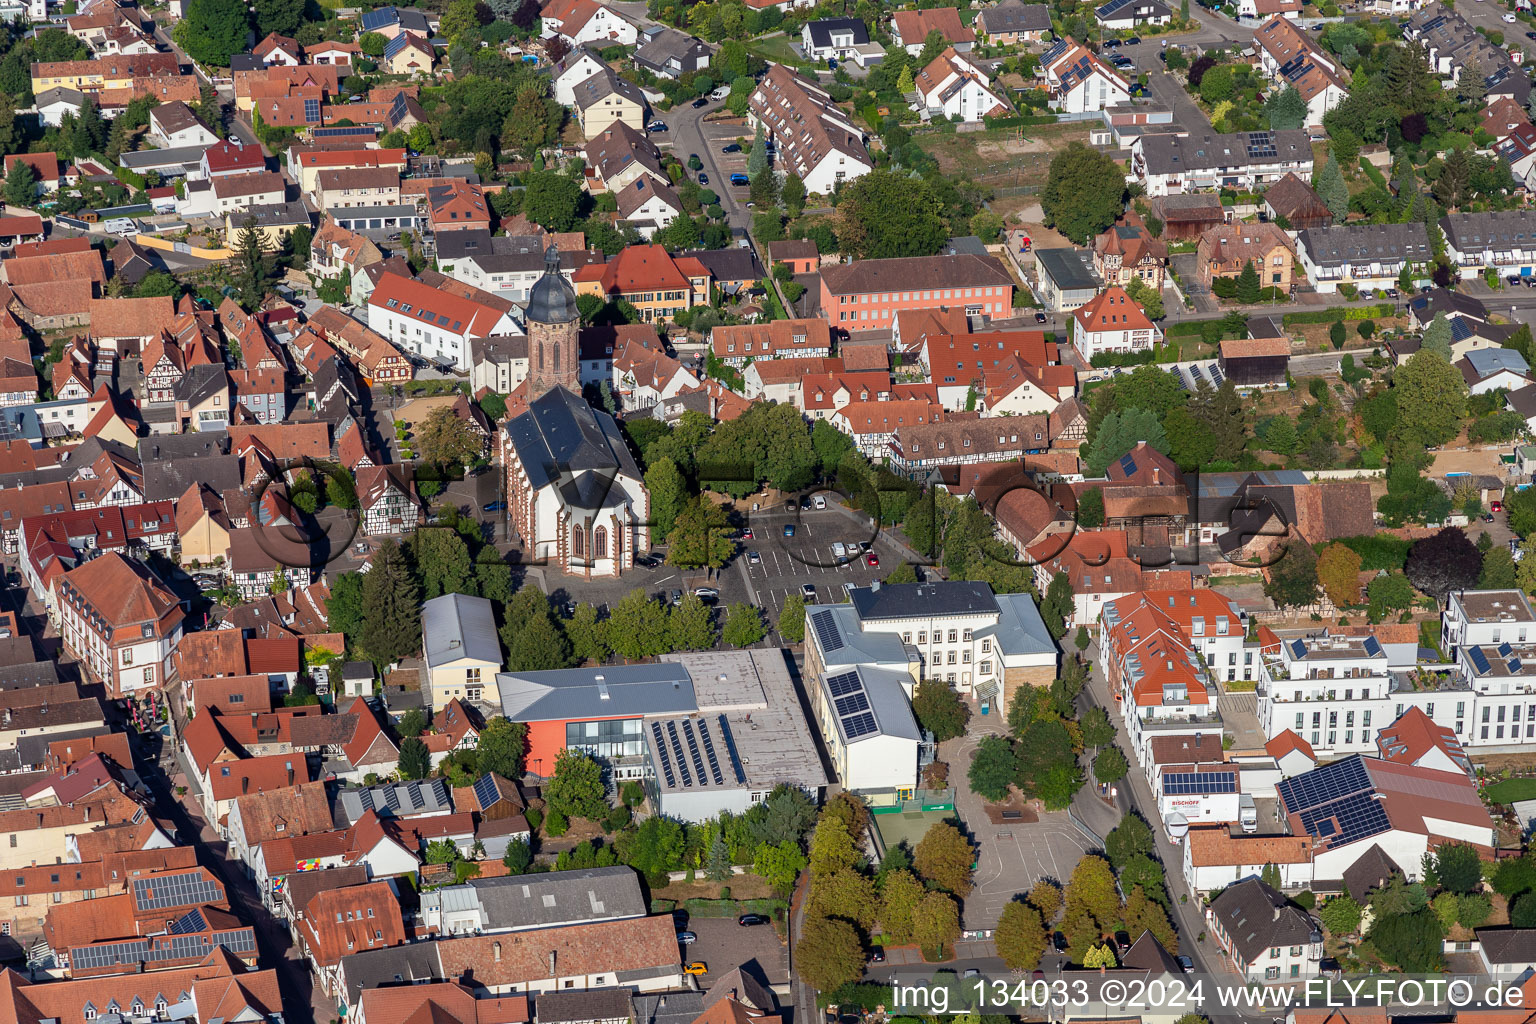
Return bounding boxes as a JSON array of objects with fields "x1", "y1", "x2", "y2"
[
  {"x1": 869, "y1": 947, "x2": 886, "y2": 964},
  {"x1": 710, "y1": 85, "x2": 730, "y2": 99},
  {"x1": 1494, "y1": 500, "x2": 1506, "y2": 512},
  {"x1": 647, "y1": 120, "x2": 668, "y2": 132},
  {"x1": 698, "y1": 172, "x2": 709, "y2": 185},
  {"x1": 813, "y1": 495, "x2": 827, "y2": 510},
  {"x1": 832, "y1": 541, "x2": 847, "y2": 563},
  {"x1": 801, "y1": 583, "x2": 818, "y2": 600},
  {"x1": 742, "y1": 528, "x2": 754, "y2": 540},
  {"x1": 684, "y1": 962, "x2": 708, "y2": 976},
  {"x1": 1177, "y1": 955, "x2": 1194, "y2": 973},
  {"x1": 866, "y1": 552, "x2": 879, "y2": 568},
  {"x1": 730, "y1": 173, "x2": 750, "y2": 186},
  {"x1": 1505, "y1": 12, "x2": 1518, "y2": 20},
  {"x1": 694, "y1": 587, "x2": 720, "y2": 602},
  {"x1": 1102, "y1": 37, "x2": 1120, "y2": 47},
  {"x1": 692, "y1": 96, "x2": 709, "y2": 107},
  {"x1": 784, "y1": 524, "x2": 796, "y2": 537},
  {"x1": 635, "y1": 555, "x2": 659, "y2": 568},
  {"x1": 1034, "y1": 311, "x2": 1048, "y2": 324},
  {"x1": 748, "y1": 550, "x2": 761, "y2": 564},
  {"x1": 677, "y1": 931, "x2": 697, "y2": 944},
  {"x1": 1125, "y1": 34, "x2": 1141, "y2": 44},
  {"x1": 668, "y1": 589, "x2": 683, "y2": 606},
  {"x1": 722, "y1": 143, "x2": 742, "y2": 153},
  {"x1": 482, "y1": 499, "x2": 506, "y2": 512},
  {"x1": 738, "y1": 914, "x2": 770, "y2": 926}
]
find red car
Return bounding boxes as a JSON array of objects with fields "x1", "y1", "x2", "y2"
[
  {"x1": 1493, "y1": 501, "x2": 1504, "y2": 513},
  {"x1": 866, "y1": 552, "x2": 879, "y2": 568}
]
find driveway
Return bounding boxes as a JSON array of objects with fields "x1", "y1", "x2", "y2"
[
  {"x1": 1144, "y1": 69, "x2": 1212, "y2": 134},
  {"x1": 661, "y1": 98, "x2": 752, "y2": 231},
  {"x1": 944, "y1": 715, "x2": 1094, "y2": 932}
]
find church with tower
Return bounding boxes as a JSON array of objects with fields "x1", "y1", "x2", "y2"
[{"x1": 498, "y1": 246, "x2": 651, "y2": 578}]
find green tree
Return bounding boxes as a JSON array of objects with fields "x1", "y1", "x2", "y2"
[
  {"x1": 1124, "y1": 277, "x2": 1164, "y2": 320},
  {"x1": 645, "y1": 457, "x2": 688, "y2": 540},
  {"x1": 544, "y1": 749, "x2": 608, "y2": 820},
  {"x1": 667, "y1": 496, "x2": 734, "y2": 568},
  {"x1": 233, "y1": 217, "x2": 273, "y2": 309},
  {"x1": 1064, "y1": 854, "x2": 1122, "y2": 932},
  {"x1": 1481, "y1": 545, "x2": 1518, "y2": 589},
  {"x1": 359, "y1": 31, "x2": 388, "y2": 56},
  {"x1": 1076, "y1": 487, "x2": 1105, "y2": 528},
  {"x1": 359, "y1": 540, "x2": 421, "y2": 665},
  {"x1": 747, "y1": 122, "x2": 768, "y2": 176},
  {"x1": 133, "y1": 272, "x2": 181, "y2": 298},
  {"x1": 795, "y1": 916, "x2": 864, "y2": 991},
  {"x1": 1263, "y1": 538, "x2": 1319, "y2": 608},
  {"x1": 1093, "y1": 746, "x2": 1128, "y2": 785},
  {"x1": 668, "y1": 593, "x2": 717, "y2": 651},
  {"x1": 968, "y1": 735, "x2": 1018, "y2": 801},
  {"x1": 721, "y1": 602, "x2": 766, "y2": 647},
  {"x1": 754, "y1": 839, "x2": 808, "y2": 897},
  {"x1": 414, "y1": 528, "x2": 475, "y2": 599},
  {"x1": 522, "y1": 170, "x2": 583, "y2": 232},
  {"x1": 1433, "y1": 842, "x2": 1483, "y2": 894},
  {"x1": 914, "y1": 821, "x2": 975, "y2": 896},
  {"x1": 1105, "y1": 815, "x2": 1155, "y2": 870},
  {"x1": 174, "y1": 0, "x2": 251, "y2": 67},
  {"x1": 1041, "y1": 572, "x2": 1074, "y2": 641},
  {"x1": 1316, "y1": 542, "x2": 1364, "y2": 609},
  {"x1": 616, "y1": 815, "x2": 685, "y2": 883},
  {"x1": 398, "y1": 737, "x2": 430, "y2": 780},
  {"x1": 475, "y1": 547, "x2": 512, "y2": 604},
  {"x1": 476, "y1": 716, "x2": 527, "y2": 779},
  {"x1": 606, "y1": 589, "x2": 671, "y2": 661},
  {"x1": 778, "y1": 592, "x2": 806, "y2": 642},
  {"x1": 418, "y1": 406, "x2": 482, "y2": 469},
  {"x1": 502, "y1": 839, "x2": 533, "y2": 874},
  {"x1": 1369, "y1": 907, "x2": 1443, "y2": 972},
  {"x1": 1395, "y1": 350, "x2": 1467, "y2": 448},
  {"x1": 506, "y1": 608, "x2": 572, "y2": 671},
  {"x1": 810, "y1": 867, "x2": 880, "y2": 928},
  {"x1": 254, "y1": 0, "x2": 303, "y2": 38},
  {"x1": 1041, "y1": 142, "x2": 1128, "y2": 244},
  {"x1": 1493, "y1": 856, "x2": 1536, "y2": 899},
  {"x1": 911, "y1": 891, "x2": 961, "y2": 956},
  {"x1": 2, "y1": 160, "x2": 35, "y2": 207},
  {"x1": 1315, "y1": 154, "x2": 1349, "y2": 221},
  {"x1": 1081, "y1": 706, "x2": 1116, "y2": 748},
  {"x1": 912, "y1": 678, "x2": 971, "y2": 741},
  {"x1": 1264, "y1": 85, "x2": 1308, "y2": 130},
  {"x1": 809, "y1": 815, "x2": 858, "y2": 878},
  {"x1": 879, "y1": 869, "x2": 925, "y2": 945},
  {"x1": 1236, "y1": 260, "x2": 1261, "y2": 304},
  {"x1": 1421, "y1": 313, "x2": 1453, "y2": 362},
  {"x1": 834, "y1": 170, "x2": 949, "y2": 259},
  {"x1": 1084, "y1": 408, "x2": 1170, "y2": 476},
  {"x1": 1320, "y1": 895, "x2": 1362, "y2": 935}
]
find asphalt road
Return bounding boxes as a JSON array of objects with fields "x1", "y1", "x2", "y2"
[
  {"x1": 657, "y1": 96, "x2": 753, "y2": 231},
  {"x1": 1456, "y1": 0, "x2": 1534, "y2": 53},
  {"x1": 1142, "y1": 68, "x2": 1215, "y2": 133}
]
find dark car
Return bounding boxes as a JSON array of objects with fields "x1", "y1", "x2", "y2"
[
  {"x1": 698, "y1": 172, "x2": 709, "y2": 185},
  {"x1": 1034, "y1": 311, "x2": 1048, "y2": 324},
  {"x1": 1115, "y1": 931, "x2": 1132, "y2": 954},
  {"x1": 783, "y1": 524, "x2": 796, "y2": 538},
  {"x1": 635, "y1": 555, "x2": 659, "y2": 568},
  {"x1": 482, "y1": 499, "x2": 506, "y2": 512},
  {"x1": 738, "y1": 914, "x2": 770, "y2": 926},
  {"x1": 730, "y1": 173, "x2": 750, "y2": 186},
  {"x1": 722, "y1": 143, "x2": 742, "y2": 153},
  {"x1": 1176, "y1": 955, "x2": 1194, "y2": 973},
  {"x1": 677, "y1": 930, "x2": 697, "y2": 944},
  {"x1": 1102, "y1": 37, "x2": 1120, "y2": 47},
  {"x1": 869, "y1": 947, "x2": 886, "y2": 964},
  {"x1": 692, "y1": 97, "x2": 709, "y2": 108},
  {"x1": 1053, "y1": 932, "x2": 1069, "y2": 952},
  {"x1": 1126, "y1": 34, "x2": 1141, "y2": 44}
]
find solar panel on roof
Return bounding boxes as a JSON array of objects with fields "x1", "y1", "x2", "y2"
[
  {"x1": 1499, "y1": 641, "x2": 1514, "y2": 657},
  {"x1": 812, "y1": 610, "x2": 844, "y2": 653},
  {"x1": 842, "y1": 712, "x2": 877, "y2": 739},
  {"x1": 1470, "y1": 647, "x2": 1492, "y2": 674},
  {"x1": 1363, "y1": 636, "x2": 1382, "y2": 657},
  {"x1": 835, "y1": 692, "x2": 870, "y2": 716},
  {"x1": 303, "y1": 98, "x2": 320, "y2": 122},
  {"x1": 1119, "y1": 453, "x2": 1137, "y2": 476},
  {"x1": 168, "y1": 908, "x2": 207, "y2": 935},
  {"x1": 132, "y1": 872, "x2": 222, "y2": 913},
  {"x1": 1290, "y1": 639, "x2": 1306, "y2": 659},
  {"x1": 1512, "y1": 658, "x2": 1524, "y2": 674},
  {"x1": 827, "y1": 670, "x2": 861, "y2": 697},
  {"x1": 651, "y1": 722, "x2": 676, "y2": 789},
  {"x1": 312, "y1": 126, "x2": 377, "y2": 139},
  {"x1": 472, "y1": 773, "x2": 501, "y2": 809}
]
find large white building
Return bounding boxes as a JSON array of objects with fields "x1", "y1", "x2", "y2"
[
  {"x1": 368, "y1": 270, "x2": 521, "y2": 372},
  {"x1": 1442, "y1": 589, "x2": 1536, "y2": 656},
  {"x1": 1131, "y1": 129, "x2": 1314, "y2": 197},
  {"x1": 748, "y1": 64, "x2": 871, "y2": 195},
  {"x1": 1040, "y1": 38, "x2": 1131, "y2": 113},
  {"x1": 802, "y1": 581, "x2": 1059, "y2": 795},
  {"x1": 914, "y1": 47, "x2": 1007, "y2": 123}
]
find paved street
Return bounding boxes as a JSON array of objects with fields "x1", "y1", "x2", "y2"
[
  {"x1": 659, "y1": 98, "x2": 753, "y2": 231},
  {"x1": 1456, "y1": 0, "x2": 1533, "y2": 55},
  {"x1": 1143, "y1": 69, "x2": 1214, "y2": 134}
]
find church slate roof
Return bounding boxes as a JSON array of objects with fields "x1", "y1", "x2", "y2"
[{"x1": 504, "y1": 387, "x2": 641, "y2": 509}]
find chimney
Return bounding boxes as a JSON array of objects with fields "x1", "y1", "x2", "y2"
[
  {"x1": 287, "y1": 768, "x2": 295, "y2": 785},
  {"x1": 1152, "y1": 466, "x2": 1160, "y2": 484},
  {"x1": 548, "y1": 950, "x2": 557, "y2": 976}
]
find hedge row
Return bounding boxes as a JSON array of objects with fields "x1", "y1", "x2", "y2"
[{"x1": 1282, "y1": 303, "x2": 1393, "y2": 326}]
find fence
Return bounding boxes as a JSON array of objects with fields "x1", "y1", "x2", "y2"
[
  {"x1": 135, "y1": 234, "x2": 232, "y2": 260},
  {"x1": 1067, "y1": 807, "x2": 1105, "y2": 847}
]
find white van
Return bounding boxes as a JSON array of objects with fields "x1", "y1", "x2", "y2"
[
  {"x1": 831, "y1": 542, "x2": 847, "y2": 564},
  {"x1": 710, "y1": 85, "x2": 730, "y2": 100}
]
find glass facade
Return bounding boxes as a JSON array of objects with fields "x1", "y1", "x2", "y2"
[{"x1": 567, "y1": 718, "x2": 644, "y2": 760}]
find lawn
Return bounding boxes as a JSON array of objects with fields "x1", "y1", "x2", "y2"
[
  {"x1": 1484, "y1": 778, "x2": 1536, "y2": 804},
  {"x1": 747, "y1": 34, "x2": 802, "y2": 66}
]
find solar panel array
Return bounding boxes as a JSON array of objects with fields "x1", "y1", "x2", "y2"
[
  {"x1": 168, "y1": 909, "x2": 207, "y2": 935},
  {"x1": 811, "y1": 609, "x2": 843, "y2": 652},
  {"x1": 303, "y1": 98, "x2": 321, "y2": 123},
  {"x1": 1470, "y1": 647, "x2": 1492, "y2": 674},
  {"x1": 1246, "y1": 132, "x2": 1278, "y2": 159},
  {"x1": 1118, "y1": 452, "x2": 1138, "y2": 477},
  {"x1": 650, "y1": 717, "x2": 742, "y2": 789},
  {"x1": 472, "y1": 773, "x2": 502, "y2": 809},
  {"x1": 824, "y1": 670, "x2": 878, "y2": 741},
  {"x1": 1163, "y1": 770, "x2": 1236, "y2": 795},
  {"x1": 132, "y1": 872, "x2": 222, "y2": 913},
  {"x1": 312, "y1": 125, "x2": 376, "y2": 139},
  {"x1": 1289, "y1": 639, "x2": 1306, "y2": 659},
  {"x1": 1276, "y1": 756, "x2": 1389, "y2": 847},
  {"x1": 1363, "y1": 636, "x2": 1382, "y2": 658},
  {"x1": 70, "y1": 930, "x2": 256, "y2": 972}
]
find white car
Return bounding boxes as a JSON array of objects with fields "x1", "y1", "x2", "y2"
[
  {"x1": 1506, "y1": 12, "x2": 1518, "y2": 19},
  {"x1": 813, "y1": 495, "x2": 826, "y2": 510}
]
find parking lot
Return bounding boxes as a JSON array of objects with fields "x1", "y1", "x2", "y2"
[
  {"x1": 679, "y1": 917, "x2": 788, "y2": 989},
  {"x1": 696, "y1": 121, "x2": 756, "y2": 201},
  {"x1": 737, "y1": 498, "x2": 913, "y2": 637}
]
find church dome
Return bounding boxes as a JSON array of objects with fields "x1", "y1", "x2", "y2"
[{"x1": 527, "y1": 244, "x2": 580, "y2": 325}]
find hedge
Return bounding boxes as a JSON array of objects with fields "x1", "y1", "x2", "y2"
[
  {"x1": 1167, "y1": 318, "x2": 1227, "y2": 338},
  {"x1": 1359, "y1": 159, "x2": 1388, "y2": 189},
  {"x1": 1283, "y1": 304, "x2": 1392, "y2": 326}
]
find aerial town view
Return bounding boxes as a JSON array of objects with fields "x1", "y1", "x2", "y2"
[{"x1": 8, "y1": 0, "x2": 1536, "y2": 1018}]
